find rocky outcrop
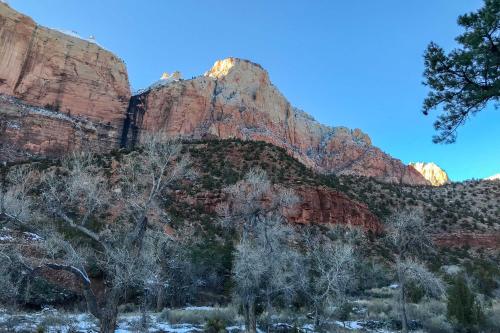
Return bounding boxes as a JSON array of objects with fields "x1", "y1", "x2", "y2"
[
  {"x1": 125, "y1": 58, "x2": 428, "y2": 185},
  {"x1": 410, "y1": 162, "x2": 449, "y2": 186},
  {"x1": 285, "y1": 185, "x2": 382, "y2": 233},
  {"x1": 0, "y1": 2, "x2": 130, "y2": 161},
  {"x1": 0, "y1": 95, "x2": 119, "y2": 161},
  {"x1": 177, "y1": 185, "x2": 382, "y2": 233},
  {"x1": 434, "y1": 232, "x2": 500, "y2": 248}
]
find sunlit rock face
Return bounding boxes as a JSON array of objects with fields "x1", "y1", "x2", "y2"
[
  {"x1": 0, "y1": 2, "x2": 130, "y2": 161},
  {"x1": 484, "y1": 174, "x2": 500, "y2": 181},
  {"x1": 410, "y1": 162, "x2": 450, "y2": 186},
  {"x1": 125, "y1": 57, "x2": 429, "y2": 185}
]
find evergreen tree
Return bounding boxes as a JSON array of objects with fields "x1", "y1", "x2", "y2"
[
  {"x1": 422, "y1": 0, "x2": 500, "y2": 143},
  {"x1": 447, "y1": 275, "x2": 485, "y2": 331}
]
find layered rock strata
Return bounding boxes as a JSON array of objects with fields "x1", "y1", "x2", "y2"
[
  {"x1": 0, "y1": 2, "x2": 130, "y2": 161},
  {"x1": 177, "y1": 185, "x2": 382, "y2": 233},
  {"x1": 125, "y1": 58, "x2": 429, "y2": 185}
]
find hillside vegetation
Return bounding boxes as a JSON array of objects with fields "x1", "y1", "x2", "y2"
[{"x1": 1, "y1": 139, "x2": 499, "y2": 333}]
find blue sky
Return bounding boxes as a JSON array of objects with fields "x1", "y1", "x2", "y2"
[{"x1": 8, "y1": 0, "x2": 499, "y2": 181}]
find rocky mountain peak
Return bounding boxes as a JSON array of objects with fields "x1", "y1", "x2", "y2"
[
  {"x1": 410, "y1": 162, "x2": 450, "y2": 186},
  {"x1": 205, "y1": 57, "x2": 267, "y2": 79}
]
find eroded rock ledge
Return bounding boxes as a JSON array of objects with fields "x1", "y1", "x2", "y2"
[{"x1": 0, "y1": 2, "x2": 130, "y2": 160}]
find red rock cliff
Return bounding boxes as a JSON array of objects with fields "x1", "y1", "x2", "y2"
[
  {"x1": 178, "y1": 184, "x2": 382, "y2": 233},
  {"x1": 0, "y1": 2, "x2": 130, "y2": 161},
  {"x1": 126, "y1": 58, "x2": 428, "y2": 185}
]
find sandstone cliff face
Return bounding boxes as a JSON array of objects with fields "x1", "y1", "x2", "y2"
[
  {"x1": 0, "y1": 95, "x2": 119, "y2": 161},
  {"x1": 177, "y1": 185, "x2": 382, "y2": 233},
  {"x1": 0, "y1": 2, "x2": 130, "y2": 161},
  {"x1": 410, "y1": 162, "x2": 449, "y2": 186},
  {"x1": 0, "y1": 3, "x2": 426, "y2": 186},
  {"x1": 125, "y1": 58, "x2": 428, "y2": 185},
  {"x1": 285, "y1": 185, "x2": 382, "y2": 233}
]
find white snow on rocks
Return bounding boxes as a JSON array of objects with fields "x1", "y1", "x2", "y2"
[{"x1": 52, "y1": 29, "x2": 104, "y2": 48}]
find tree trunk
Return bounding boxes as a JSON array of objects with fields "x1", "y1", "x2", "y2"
[
  {"x1": 140, "y1": 289, "x2": 149, "y2": 331},
  {"x1": 314, "y1": 307, "x2": 320, "y2": 331},
  {"x1": 156, "y1": 285, "x2": 166, "y2": 312},
  {"x1": 99, "y1": 290, "x2": 120, "y2": 333},
  {"x1": 99, "y1": 308, "x2": 118, "y2": 333},
  {"x1": 265, "y1": 293, "x2": 272, "y2": 333},
  {"x1": 397, "y1": 268, "x2": 408, "y2": 333},
  {"x1": 244, "y1": 299, "x2": 257, "y2": 333}
]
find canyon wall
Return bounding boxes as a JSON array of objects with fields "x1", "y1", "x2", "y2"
[
  {"x1": 178, "y1": 184, "x2": 382, "y2": 233},
  {"x1": 0, "y1": 2, "x2": 130, "y2": 161},
  {"x1": 125, "y1": 58, "x2": 429, "y2": 185},
  {"x1": 0, "y1": 3, "x2": 427, "y2": 187},
  {"x1": 0, "y1": 3, "x2": 387, "y2": 232}
]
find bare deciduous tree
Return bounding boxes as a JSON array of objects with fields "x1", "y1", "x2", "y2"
[
  {"x1": 0, "y1": 165, "x2": 37, "y2": 226},
  {"x1": 222, "y1": 168, "x2": 300, "y2": 333},
  {"x1": 0, "y1": 244, "x2": 22, "y2": 306},
  {"x1": 0, "y1": 133, "x2": 193, "y2": 333},
  {"x1": 219, "y1": 167, "x2": 297, "y2": 237},
  {"x1": 385, "y1": 210, "x2": 444, "y2": 333},
  {"x1": 233, "y1": 217, "x2": 303, "y2": 333},
  {"x1": 148, "y1": 225, "x2": 197, "y2": 311},
  {"x1": 301, "y1": 231, "x2": 356, "y2": 329}
]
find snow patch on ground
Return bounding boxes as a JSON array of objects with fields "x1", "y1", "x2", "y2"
[
  {"x1": 23, "y1": 232, "x2": 42, "y2": 241},
  {"x1": 335, "y1": 320, "x2": 363, "y2": 330},
  {"x1": 183, "y1": 306, "x2": 215, "y2": 311},
  {"x1": 0, "y1": 309, "x2": 398, "y2": 333}
]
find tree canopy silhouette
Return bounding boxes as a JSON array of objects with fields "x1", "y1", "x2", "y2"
[{"x1": 423, "y1": 0, "x2": 500, "y2": 143}]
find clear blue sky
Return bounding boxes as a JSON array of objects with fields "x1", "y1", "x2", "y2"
[{"x1": 8, "y1": 0, "x2": 499, "y2": 181}]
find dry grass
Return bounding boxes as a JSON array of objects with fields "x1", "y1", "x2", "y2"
[{"x1": 159, "y1": 306, "x2": 239, "y2": 325}]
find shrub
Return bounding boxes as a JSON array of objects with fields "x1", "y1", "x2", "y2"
[
  {"x1": 204, "y1": 318, "x2": 227, "y2": 333},
  {"x1": 406, "y1": 281, "x2": 425, "y2": 303},
  {"x1": 118, "y1": 303, "x2": 138, "y2": 313},
  {"x1": 160, "y1": 307, "x2": 237, "y2": 325},
  {"x1": 408, "y1": 299, "x2": 451, "y2": 333},
  {"x1": 366, "y1": 299, "x2": 393, "y2": 319},
  {"x1": 484, "y1": 302, "x2": 500, "y2": 333},
  {"x1": 424, "y1": 315, "x2": 453, "y2": 333},
  {"x1": 335, "y1": 302, "x2": 352, "y2": 321}
]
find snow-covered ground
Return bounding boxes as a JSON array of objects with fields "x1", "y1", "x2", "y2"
[
  {"x1": 0, "y1": 309, "x2": 206, "y2": 333},
  {"x1": 0, "y1": 306, "x2": 398, "y2": 332}
]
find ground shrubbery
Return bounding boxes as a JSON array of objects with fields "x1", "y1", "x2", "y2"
[
  {"x1": 159, "y1": 307, "x2": 238, "y2": 325},
  {"x1": 1, "y1": 139, "x2": 498, "y2": 333}
]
